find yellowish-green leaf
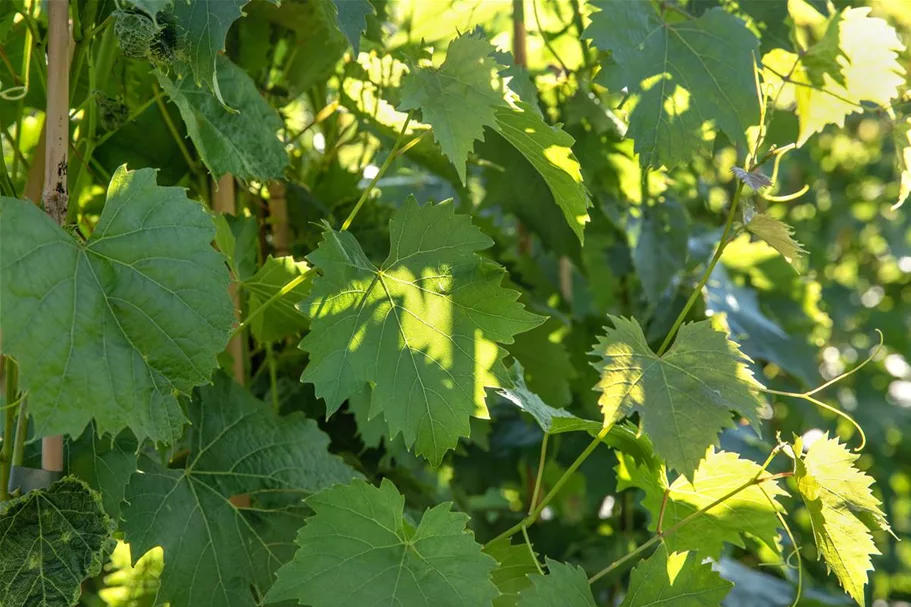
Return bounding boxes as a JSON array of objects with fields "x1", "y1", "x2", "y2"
[
  {"x1": 893, "y1": 117, "x2": 911, "y2": 209},
  {"x1": 591, "y1": 316, "x2": 765, "y2": 478},
  {"x1": 794, "y1": 434, "x2": 891, "y2": 606},
  {"x1": 762, "y1": 7, "x2": 905, "y2": 147},
  {"x1": 620, "y1": 545, "x2": 732, "y2": 607},
  {"x1": 617, "y1": 447, "x2": 787, "y2": 559},
  {"x1": 744, "y1": 211, "x2": 807, "y2": 267}
]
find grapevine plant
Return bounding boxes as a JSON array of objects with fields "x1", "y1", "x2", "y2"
[{"x1": 1, "y1": 0, "x2": 910, "y2": 606}]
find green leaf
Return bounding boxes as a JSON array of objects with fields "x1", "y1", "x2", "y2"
[
  {"x1": 0, "y1": 166, "x2": 235, "y2": 444},
  {"x1": 244, "y1": 255, "x2": 312, "y2": 342},
  {"x1": 159, "y1": 55, "x2": 288, "y2": 180},
  {"x1": 620, "y1": 545, "x2": 732, "y2": 607},
  {"x1": 591, "y1": 316, "x2": 765, "y2": 477},
  {"x1": 794, "y1": 434, "x2": 891, "y2": 606},
  {"x1": 498, "y1": 362, "x2": 600, "y2": 436},
  {"x1": 214, "y1": 212, "x2": 259, "y2": 282},
  {"x1": 617, "y1": 447, "x2": 787, "y2": 559},
  {"x1": 0, "y1": 477, "x2": 116, "y2": 607},
  {"x1": 330, "y1": 0, "x2": 374, "y2": 53},
  {"x1": 484, "y1": 539, "x2": 539, "y2": 607},
  {"x1": 493, "y1": 102, "x2": 591, "y2": 242},
  {"x1": 171, "y1": 0, "x2": 249, "y2": 105},
  {"x1": 68, "y1": 427, "x2": 138, "y2": 520},
  {"x1": 628, "y1": 201, "x2": 688, "y2": 302},
  {"x1": 507, "y1": 318, "x2": 576, "y2": 408},
  {"x1": 585, "y1": 2, "x2": 760, "y2": 169},
  {"x1": 300, "y1": 197, "x2": 543, "y2": 465},
  {"x1": 400, "y1": 30, "x2": 507, "y2": 184},
  {"x1": 893, "y1": 117, "x2": 911, "y2": 209},
  {"x1": 761, "y1": 7, "x2": 905, "y2": 147},
  {"x1": 122, "y1": 373, "x2": 358, "y2": 607},
  {"x1": 122, "y1": 0, "x2": 173, "y2": 19},
  {"x1": 265, "y1": 478, "x2": 499, "y2": 606},
  {"x1": 516, "y1": 558, "x2": 596, "y2": 607},
  {"x1": 744, "y1": 210, "x2": 807, "y2": 267},
  {"x1": 98, "y1": 541, "x2": 164, "y2": 607}
]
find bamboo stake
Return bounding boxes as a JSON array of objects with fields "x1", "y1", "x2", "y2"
[
  {"x1": 212, "y1": 174, "x2": 246, "y2": 386},
  {"x1": 40, "y1": 0, "x2": 71, "y2": 473},
  {"x1": 268, "y1": 181, "x2": 289, "y2": 257}
]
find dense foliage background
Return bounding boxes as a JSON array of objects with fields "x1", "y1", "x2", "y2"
[{"x1": 2, "y1": 0, "x2": 911, "y2": 605}]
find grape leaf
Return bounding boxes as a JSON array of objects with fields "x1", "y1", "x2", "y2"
[
  {"x1": 300, "y1": 197, "x2": 543, "y2": 465},
  {"x1": 893, "y1": 117, "x2": 911, "y2": 209},
  {"x1": 68, "y1": 427, "x2": 138, "y2": 520},
  {"x1": 628, "y1": 201, "x2": 688, "y2": 302},
  {"x1": 98, "y1": 541, "x2": 164, "y2": 607},
  {"x1": 494, "y1": 102, "x2": 591, "y2": 242},
  {"x1": 330, "y1": 0, "x2": 374, "y2": 53},
  {"x1": 794, "y1": 433, "x2": 891, "y2": 606},
  {"x1": 243, "y1": 255, "x2": 312, "y2": 342},
  {"x1": 621, "y1": 545, "x2": 732, "y2": 607},
  {"x1": 591, "y1": 316, "x2": 765, "y2": 477},
  {"x1": 744, "y1": 211, "x2": 806, "y2": 267},
  {"x1": 0, "y1": 477, "x2": 116, "y2": 607},
  {"x1": 121, "y1": 373, "x2": 358, "y2": 607},
  {"x1": 400, "y1": 30, "x2": 507, "y2": 184},
  {"x1": 498, "y1": 362, "x2": 599, "y2": 436},
  {"x1": 484, "y1": 539, "x2": 539, "y2": 607},
  {"x1": 585, "y1": 2, "x2": 759, "y2": 169},
  {"x1": 616, "y1": 447, "x2": 787, "y2": 559},
  {"x1": 0, "y1": 166, "x2": 235, "y2": 444},
  {"x1": 516, "y1": 558, "x2": 596, "y2": 607},
  {"x1": 171, "y1": 0, "x2": 249, "y2": 106},
  {"x1": 761, "y1": 7, "x2": 905, "y2": 147},
  {"x1": 159, "y1": 55, "x2": 288, "y2": 181},
  {"x1": 265, "y1": 478, "x2": 499, "y2": 606},
  {"x1": 214, "y1": 212, "x2": 258, "y2": 282},
  {"x1": 507, "y1": 318, "x2": 576, "y2": 408}
]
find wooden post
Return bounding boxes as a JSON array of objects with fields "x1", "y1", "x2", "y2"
[
  {"x1": 212, "y1": 174, "x2": 246, "y2": 385},
  {"x1": 268, "y1": 181, "x2": 290, "y2": 257},
  {"x1": 40, "y1": 0, "x2": 71, "y2": 473}
]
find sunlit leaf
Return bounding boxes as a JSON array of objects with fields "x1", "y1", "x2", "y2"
[
  {"x1": 617, "y1": 448, "x2": 787, "y2": 559},
  {"x1": 98, "y1": 541, "x2": 163, "y2": 607},
  {"x1": 762, "y1": 7, "x2": 905, "y2": 147},
  {"x1": 300, "y1": 197, "x2": 543, "y2": 465},
  {"x1": 265, "y1": 478, "x2": 499, "y2": 606},
  {"x1": 0, "y1": 478, "x2": 115, "y2": 607},
  {"x1": 122, "y1": 373, "x2": 358, "y2": 607},
  {"x1": 0, "y1": 166, "x2": 235, "y2": 444},
  {"x1": 400, "y1": 30, "x2": 507, "y2": 184},
  {"x1": 620, "y1": 545, "x2": 732, "y2": 607},
  {"x1": 586, "y1": 2, "x2": 760, "y2": 168},
  {"x1": 744, "y1": 211, "x2": 807, "y2": 267},
  {"x1": 494, "y1": 102, "x2": 591, "y2": 242},
  {"x1": 794, "y1": 433, "x2": 892, "y2": 606},
  {"x1": 591, "y1": 316, "x2": 765, "y2": 477},
  {"x1": 516, "y1": 559, "x2": 596, "y2": 607},
  {"x1": 159, "y1": 56, "x2": 288, "y2": 180},
  {"x1": 893, "y1": 117, "x2": 911, "y2": 209}
]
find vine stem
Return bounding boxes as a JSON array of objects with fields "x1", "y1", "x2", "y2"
[
  {"x1": 588, "y1": 470, "x2": 792, "y2": 585},
  {"x1": 487, "y1": 426, "x2": 610, "y2": 546},
  {"x1": 657, "y1": 181, "x2": 745, "y2": 356},
  {"x1": 1, "y1": 358, "x2": 19, "y2": 501},
  {"x1": 341, "y1": 111, "x2": 414, "y2": 231},
  {"x1": 529, "y1": 434, "x2": 549, "y2": 515}
]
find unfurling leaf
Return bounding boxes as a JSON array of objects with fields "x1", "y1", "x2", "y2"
[
  {"x1": 516, "y1": 558, "x2": 596, "y2": 607},
  {"x1": 0, "y1": 166, "x2": 235, "y2": 444},
  {"x1": 762, "y1": 7, "x2": 905, "y2": 147},
  {"x1": 732, "y1": 167, "x2": 773, "y2": 191},
  {"x1": 794, "y1": 434, "x2": 892, "y2": 606},
  {"x1": 0, "y1": 478, "x2": 116, "y2": 607},
  {"x1": 400, "y1": 30, "x2": 507, "y2": 184},
  {"x1": 620, "y1": 545, "x2": 732, "y2": 607},
  {"x1": 300, "y1": 197, "x2": 543, "y2": 465},
  {"x1": 265, "y1": 479, "x2": 499, "y2": 606},
  {"x1": 745, "y1": 212, "x2": 807, "y2": 267},
  {"x1": 122, "y1": 374, "x2": 357, "y2": 607},
  {"x1": 585, "y1": 2, "x2": 760, "y2": 169},
  {"x1": 617, "y1": 448, "x2": 787, "y2": 559},
  {"x1": 591, "y1": 316, "x2": 765, "y2": 477}
]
